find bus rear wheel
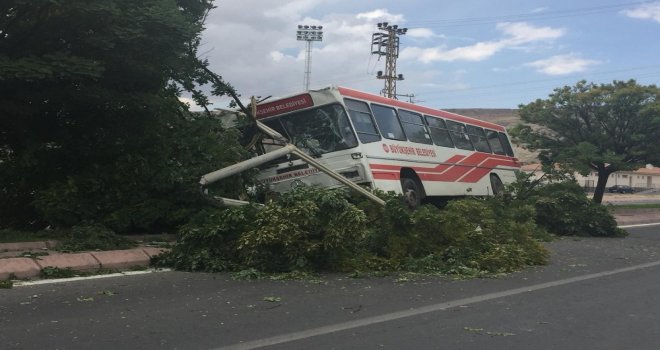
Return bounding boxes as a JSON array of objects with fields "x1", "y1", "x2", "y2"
[
  {"x1": 490, "y1": 174, "x2": 504, "y2": 196},
  {"x1": 401, "y1": 177, "x2": 423, "y2": 209}
]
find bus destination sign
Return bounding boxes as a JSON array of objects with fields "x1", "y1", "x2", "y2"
[{"x1": 256, "y1": 94, "x2": 314, "y2": 119}]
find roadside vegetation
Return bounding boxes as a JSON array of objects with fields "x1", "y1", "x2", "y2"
[
  {"x1": 512, "y1": 80, "x2": 660, "y2": 203},
  {"x1": 154, "y1": 173, "x2": 625, "y2": 277}
]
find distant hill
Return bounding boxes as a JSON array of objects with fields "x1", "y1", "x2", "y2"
[
  {"x1": 445, "y1": 108, "x2": 538, "y2": 164},
  {"x1": 444, "y1": 108, "x2": 520, "y2": 127}
]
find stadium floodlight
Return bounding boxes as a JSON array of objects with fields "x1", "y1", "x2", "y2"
[{"x1": 296, "y1": 24, "x2": 324, "y2": 91}]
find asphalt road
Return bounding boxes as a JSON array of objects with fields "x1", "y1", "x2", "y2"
[{"x1": 2, "y1": 224, "x2": 660, "y2": 350}]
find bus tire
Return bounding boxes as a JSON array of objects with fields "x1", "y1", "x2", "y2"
[
  {"x1": 490, "y1": 174, "x2": 504, "y2": 196},
  {"x1": 401, "y1": 177, "x2": 423, "y2": 209}
]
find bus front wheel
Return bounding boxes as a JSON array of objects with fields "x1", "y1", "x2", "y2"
[{"x1": 401, "y1": 177, "x2": 423, "y2": 209}]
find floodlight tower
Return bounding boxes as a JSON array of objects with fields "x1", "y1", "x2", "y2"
[
  {"x1": 371, "y1": 22, "x2": 407, "y2": 99},
  {"x1": 296, "y1": 24, "x2": 323, "y2": 91}
]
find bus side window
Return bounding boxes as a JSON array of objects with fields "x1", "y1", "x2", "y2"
[
  {"x1": 486, "y1": 129, "x2": 506, "y2": 155},
  {"x1": 424, "y1": 116, "x2": 454, "y2": 148},
  {"x1": 446, "y1": 120, "x2": 474, "y2": 150},
  {"x1": 370, "y1": 104, "x2": 406, "y2": 141},
  {"x1": 466, "y1": 125, "x2": 492, "y2": 153},
  {"x1": 344, "y1": 99, "x2": 381, "y2": 143},
  {"x1": 498, "y1": 132, "x2": 515, "y2": 156},
  {"x1": 399, "y1": 109, "x2": 432, "y2": 144}
]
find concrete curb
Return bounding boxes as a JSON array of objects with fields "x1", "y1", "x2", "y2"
[
  {"x1": 36, "y1": 252, "x2": 101, "y2": 272},
  {"x1": 0, "y1": 258, "x2": 42, "y2": 280},
  {"x1": 91, "y1": 249, "x2": 150, "y2": 270},
  {"x1": 0, "y1": 247, "x2": 169, "y2": 280}
]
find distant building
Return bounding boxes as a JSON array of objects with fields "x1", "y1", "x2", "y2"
[{"x1": 520, "y1": 164, "x2": 660, "y2": 191}]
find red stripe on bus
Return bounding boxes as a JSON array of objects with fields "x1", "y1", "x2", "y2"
[
  {"x1": 459, "y1": 158, "x2": 518, "y2": 182},
  {"x1": 370, "y1": 163, "x2": 452, "y2": 174},
  {"x1": 416, "y1": 164, "x2": 452, "y2": 175},
  {"x1": 338, "y1": 87, "x2": 506, "y2": 132},
  {"x1": 436, "y1": 164, "x2": 473, "y2": 182},
  {"x1": 445, "y1": 154, "x2": 466, "y2": 163},
  {"x1": 459, "y1": 167, "x2": 492, "y2": 183},
  {"x1": 372, "y1": 171, "x2": 401, "y2": 180},
  {"x1": 456, "y1": 152, "x2": 491, "y2": 166},
  {"x1": 369, "y1": 157, "x2": 518, "y2": 183}
]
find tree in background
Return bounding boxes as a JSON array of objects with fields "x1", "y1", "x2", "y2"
[
  {"x1": 512, "y1": 80, "x2": 660, "y2": 203},
  {"x1": 0, "y1": 0, "x2": 250, "y2": 231}
]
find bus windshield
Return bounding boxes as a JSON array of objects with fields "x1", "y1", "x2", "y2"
[{"x1": 266, "y1": 104, "x2": 358, "y2": 156}]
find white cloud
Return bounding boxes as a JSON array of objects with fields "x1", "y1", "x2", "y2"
[
  {"x1": 178, "y1": 96, "x2": 195, "y2": 107},
  {"x1": 406, "y1": 28, "x2": 436, "y2": 39},
  {"x1": 263, "y1": 0, "x2": 322, "y2": 21},
  {"x1": 622, "y1": 2, "x2": 660, "y2": 23},
  {"x1": 526, "y1": 54, "x2": 600, "y2": 75},
  {"x1": 356, "y1": 9, "x2": 404, "y2": 23},
  {"x1": 402, "y1": 22, "x2": 565, "y2": 63},
  {"x1": 496, "y1": 22, "x2": 565, "y2": 44},
  {"x1": 269, "y1": 51, "x2": 285, "y2": 62}
]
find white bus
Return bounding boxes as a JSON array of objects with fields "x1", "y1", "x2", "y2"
[{"x1": 255, "y1": 86, "x2": 520, "y2": 207}]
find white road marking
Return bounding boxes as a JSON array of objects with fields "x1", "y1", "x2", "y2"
[
  {"x1": 12, "y1": 268, "x2": 171, "y2": 287},
  {"x1": 214, "y1": 260, "x2": 660, "y2": 350},
  {"x1": 619, "y1": 222, "x2": 660, "y2": 229}
]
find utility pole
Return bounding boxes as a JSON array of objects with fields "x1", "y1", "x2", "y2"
[
  {"x1": 296, "y1": 25, "x2": 323, "y2": 91},
  {"x1": 371, "y1": 22, "x2": 407, "y2": 99}
]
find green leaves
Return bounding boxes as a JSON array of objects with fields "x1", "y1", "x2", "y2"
[
  {"x1": 238, "y1": 187, "x2": 368, "y2": 272},
  {"x1": 514, "y1": 80, "x2": 660, "y2": 202},
  {"x1": 0, "y1": 0, "x2": 219, "y2": 230}
]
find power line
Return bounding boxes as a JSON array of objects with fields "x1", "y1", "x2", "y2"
[
  {"x1": 405, "y1": 1, "x2": 647, "y2": 28},
  {"x1": 412, "y1": 65, "x2": 660, "y2": 98},
  {"x1": 417, "y1": 71, "x2": 660, "y2": 107}
]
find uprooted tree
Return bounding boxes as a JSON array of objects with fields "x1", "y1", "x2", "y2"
[{"x1": 511, "y1": 80, "x2": 660, "y2": 203}]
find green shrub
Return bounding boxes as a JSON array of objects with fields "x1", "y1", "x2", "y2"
[
  {"x1": 238, "y1": 187, "x2": 368, "y2": 272},
  {"x1": 358, "y1": 197, "x2": 548, "y2": 275},
  {"x1": 531, "y1": 182, "x2": 625, "y2": 237},
  {"x1": 363, "y1": 200, "x2": 454, "y2": 262},
  {"x1": 153, "y1": 205, "x2": 259, "y2": 272},
  {"x1": 434, "y1": 199, "x2": 548, "y2": 274},
  {"x1": 156, "y1": 186, "x2": 550, "y2": 276}
]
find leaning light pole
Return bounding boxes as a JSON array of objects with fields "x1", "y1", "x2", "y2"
[{"x1": 296, "y1": 24, "x2": 323, "y2": 91}]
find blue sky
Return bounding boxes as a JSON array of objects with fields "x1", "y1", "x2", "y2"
[{"x1": 190, "y1": 0, "x2": 660, "y2": 109}]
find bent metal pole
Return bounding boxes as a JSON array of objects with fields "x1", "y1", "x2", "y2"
[
  {"x1": 290, "y1": 148, "x2": 385, "y2": 205},
  {"x1": 199, "y1": 142, "x2": 385, "y2": 206},
  {"x1": 199, "y1": 144, "x2": 297, "y2": 186},
  {"x1": 199, "y1": 126, "x2": 385, "y2": 206}
]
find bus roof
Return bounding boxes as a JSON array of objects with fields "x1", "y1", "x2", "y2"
[
  {"x1": 338, "y1": 86, "x2": 506, "y2": 132},
  {"x1": 255, "y1": 86, "x2": 507, "y2": 133}
]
